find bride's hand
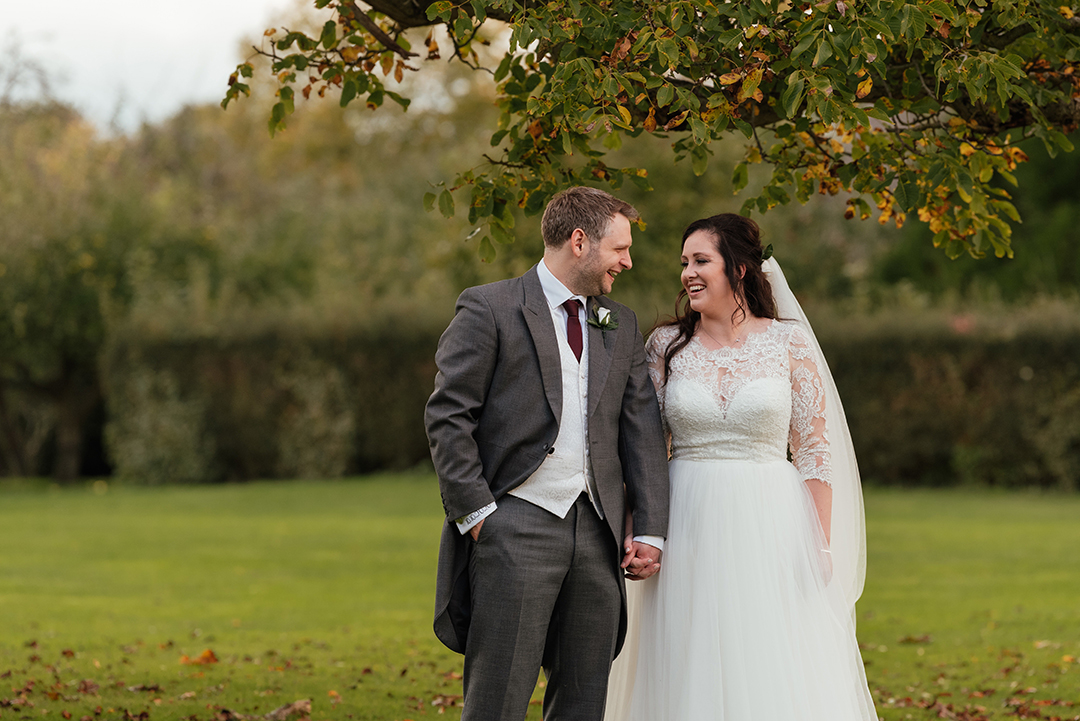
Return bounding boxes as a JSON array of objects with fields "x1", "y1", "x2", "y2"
[
  {"x1": 621, "y1": 532, "x2": 635, "y2": 567},
  {"x1": 622, "y1": 540, "x2": 662, "y2": 581}
]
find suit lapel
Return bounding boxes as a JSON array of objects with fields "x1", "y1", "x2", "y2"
[
  {"x1": 522, "y1": 267, "x2": 563, "y2": 422},
  {"x1": 587, "y1": 297, "x2": 615, "y2": 417}
]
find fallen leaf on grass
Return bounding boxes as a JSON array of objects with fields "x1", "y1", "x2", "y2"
[
  {"x1": 78, "y1": 680, "x2": 100, "y2": 695},
  {"x1": 178, "y1": 692, "x2": 196, "y2": 700},
  {"x1": 62, "y1": 650, "x2": 76, "y2": 658},
  {"x1": 214, "y1": 699, "x2": 311, "y2": 721},
  {"x1": 899, "y1": 634, "x2": 933, "y2": 644},
  {"x1": 180, "y1": 650, "x2": 219, "y2": 666},
  {"x1": 431, "y1": 695, "x2": 461, "y2": 708},
  {"x1": 127, "y1": 685, "x2": 162, "y2": 693},
  {"x1": 442, "y1": 671, "x2": 462, "y2": 680}
]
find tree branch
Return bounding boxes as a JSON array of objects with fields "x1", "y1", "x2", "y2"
[
  {"x1": 361, "y1": 0, "x2": 515, "y2": 28},
  {"x1": 342, "y1": 2, "x2": 419, "y2": 58}
]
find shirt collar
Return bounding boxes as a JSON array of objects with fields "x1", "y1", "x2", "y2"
[{"x1": 537, "y1": 258, "x2": 586, "y2": 311}]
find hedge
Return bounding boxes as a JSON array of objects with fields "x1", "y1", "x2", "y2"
[{"x1": 100, "y1": 309, "x2": 1080, "y2": 489}]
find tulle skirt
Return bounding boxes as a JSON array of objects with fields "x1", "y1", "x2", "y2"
[{"x1": 605, "y1": 459, "x2": 877, "y2": 721}]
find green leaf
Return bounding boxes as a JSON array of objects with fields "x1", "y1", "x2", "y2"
[
  {"x1": 279, "y1": 86, "x2": 295, "y2": 114},
  {"x1": 603, "y1": 131, "x2": 623, "y2": 149},
  {"x1": 893, "y1": 177, "x2": 918, "y2": 212},
  {"x1": 340, "y1": 79, "x2": 358, "y2": 108},
  {"x1": 732, "y1": 162, "x2": 749, "y2": 192},
  {"x1": 268, "y1": 102, "x2": 285, "y2": 137},
  {"x1": 790, "y1": 33, "x2": 819, "y2": 59},
  {"x1": 812, "y1": 39, "x2": 833, "y2": 67},
  {"x1": 320, "y1": 21, "x2": 337, "y2": 49},
  {"x1": 691, "y1": 146, "x2": 708, "y2": 176},
  {"x1": 780, "y1": 75, "x2": 805, "y2": 119},
  {"x1": 495, "y1": 54, "x2": 514, "y2": 82},
  {"x1": 490, "y1": 223, "x2": 514, "y2": 245},
  {"x1": 658, "y1": 38, "x2": 681, "y2": 69},
  {"x1": 478, "y1": 236, "x2": 497, "y2": 263},
  {"x1": 438, "y1": 189, "x2": 455, "y2": 218},
  {"x1": 997, "y1": 200, "x2": 1021, "y2": 222},
  {"x1": 423, "y1": 192, "x2": 437, "y2": 212},
  {"x1": 524, "y1": 189, "x2": 548, "y2": 216},
  {"x1": 426, "y1": 0, "x2": 454, "y2": 21},
  {"x1": 657, "y1": 84, "x2": 675, "y2": 108}
]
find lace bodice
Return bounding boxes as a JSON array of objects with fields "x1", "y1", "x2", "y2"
[{"x1": 646, "y1": 320, "x2": 832, "y2": 486}]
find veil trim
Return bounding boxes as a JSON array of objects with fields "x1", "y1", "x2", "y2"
[{"x1": 764, "y1": 258, "x2": 867, "y2": 613}]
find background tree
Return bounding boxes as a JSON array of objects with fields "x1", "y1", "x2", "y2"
[{"x1": 227, "y1": 0, "x2": 1080, "y2": 261}]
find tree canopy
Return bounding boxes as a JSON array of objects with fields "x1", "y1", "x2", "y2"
[{"x1": 226, "y1": 0, "x2": 1080, "y2": 260}]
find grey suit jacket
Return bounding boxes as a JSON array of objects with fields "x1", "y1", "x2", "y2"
[{"x1": 425, "y1": 265, "x2": 670, "y2": 654}]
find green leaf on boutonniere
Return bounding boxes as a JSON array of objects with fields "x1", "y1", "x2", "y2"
[{"x1": 587, "y1": 304, "x2": 619, "y2": 331}]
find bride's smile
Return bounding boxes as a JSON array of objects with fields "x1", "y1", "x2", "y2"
[{"x1": 680, "y1": 230, "x2": 737, "y2": 318}]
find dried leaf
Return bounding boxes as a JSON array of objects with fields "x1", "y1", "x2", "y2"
[{"x1": 179, "y1": 649, "x2": 219, "y2": 666}]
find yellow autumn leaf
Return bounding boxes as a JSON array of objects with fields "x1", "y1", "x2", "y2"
[
  {"x1": 644, "y1": 107, "x2": 657, "y2": 132},
  {"x1": 719, "y1": 73, "x2": 742, "y2": 85},
  {"x1": 856, "y1": 77, "x2": 873, "y2": 99},
  {"x1": 960, "y1": 142, "x2": 977, "y2": 157},
  {"x1": 341, "y1": 46, "x2": 363, "y2": 63},
  {"x1": 617, "y1": 105, "x2": 632, "y2": 126},
  {"x1": 1060, "y1": 6, "x2": 1075, "y2": 19}
]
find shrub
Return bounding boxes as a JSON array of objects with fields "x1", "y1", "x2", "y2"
[{"x1": 99, "y1": 303, "x2": 1080, "y2": 488}]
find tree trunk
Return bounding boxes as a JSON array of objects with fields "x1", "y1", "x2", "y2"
[
  {"x1": 51, "y1": 372, "x2": 99, "y2": 482},
  {"x1": 0, "y1": 384, "x2": 28, "y2": 476}
]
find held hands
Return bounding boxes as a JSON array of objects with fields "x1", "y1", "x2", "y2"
[{"x1": 621, "y1": 534, "x2": 662, "y2": 581}]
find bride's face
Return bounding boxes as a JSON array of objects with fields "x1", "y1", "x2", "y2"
[{"x1": 681, "y1": 231, "x2": 735, "y2": 316}]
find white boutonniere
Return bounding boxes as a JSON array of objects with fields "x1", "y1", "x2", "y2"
[{"x1": 587, "y1": 304, "x2": 619, "y2": 331}]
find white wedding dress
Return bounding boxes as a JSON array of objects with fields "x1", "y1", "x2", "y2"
[{"x1": 604, "y1": 319, "x2": 877, "y2": 721}]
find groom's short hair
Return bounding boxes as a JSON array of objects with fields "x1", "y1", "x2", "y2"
[{"x1": 541, "y1": 186, "x2": 639, "y2": 249}]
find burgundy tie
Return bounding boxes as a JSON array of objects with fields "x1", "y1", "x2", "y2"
[{"x1": 563, "y1": 299, "x2": 583, "y2": 362}]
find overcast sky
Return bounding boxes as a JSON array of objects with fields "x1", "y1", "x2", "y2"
[{"x1": 1, "y1": 0, "x2": 299, "y2": 131}]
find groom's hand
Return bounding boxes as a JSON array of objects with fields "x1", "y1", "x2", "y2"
[
  {"x1": 469, "y1": 519, "x2": 485, "y2": 542},
  {"x1": 621, "y1": 540, "x2": 662, "y2": 581}
]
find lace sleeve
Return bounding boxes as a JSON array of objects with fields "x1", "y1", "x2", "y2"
[
  {"x1": 787, "y1": 325, "x2": 832, "y2": 486},
  {"x1": 645, "y1": 326, "x2": 675, "y2": 441}
]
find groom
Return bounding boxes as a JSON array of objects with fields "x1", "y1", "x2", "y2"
[{"x1": 425, "y1": 186, "x2": 670, "y2": 721}]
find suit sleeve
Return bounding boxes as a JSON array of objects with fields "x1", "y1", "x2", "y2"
[
  {"x1": 425, "y1": 288, "x2": 500, "y2": 522},
  {"x1": 618, "y1": 313, "x2": 670, "y2": 540}
]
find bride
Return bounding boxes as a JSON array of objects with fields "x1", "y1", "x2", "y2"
[{"x1": 606, "y1": 214, "x2": 877, "y2": 721}]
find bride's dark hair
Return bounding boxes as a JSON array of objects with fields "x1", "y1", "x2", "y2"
[{"x1": 658, "y1": 213, "x2": 778, "y2": 379}]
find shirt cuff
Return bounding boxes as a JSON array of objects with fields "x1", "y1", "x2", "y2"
[
  {"x1": 455, "y1": 502, "x2": 497, "y2": 534},
  {"x1": 633, "y1": 534, "x2": 664, "y2": 552}
]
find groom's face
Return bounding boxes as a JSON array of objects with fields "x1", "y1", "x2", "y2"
[{"x1": 571, "y1": 213, "x2": 634, "y2": 297}]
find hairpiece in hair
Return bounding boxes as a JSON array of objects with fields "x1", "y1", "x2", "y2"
[{"x1": 761, "y1": 243, "x2": 774, "y2": 262}]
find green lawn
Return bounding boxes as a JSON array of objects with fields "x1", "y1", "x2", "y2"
[{"x1": 1, "y1": 477, "x2": 1078, "y2": 721}]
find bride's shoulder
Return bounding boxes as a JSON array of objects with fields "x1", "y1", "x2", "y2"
[
  {"x1": 645, "y1": 324, "x2": 680, "y2": 352},
  {"x1": 772, "y1": 319, "x2": 812, "y2": 346}
]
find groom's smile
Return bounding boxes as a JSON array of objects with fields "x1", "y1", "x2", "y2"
[{"x1": 577, "y1": 213, "x2": 633, "y2": 296}]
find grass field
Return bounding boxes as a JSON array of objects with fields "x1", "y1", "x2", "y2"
[{"x1": 1, "y1": 476, "x2": 1078, "y2": 721}]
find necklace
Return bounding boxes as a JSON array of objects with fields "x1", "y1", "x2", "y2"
[{"x1": 698, "y1": 323, "x2": 747, "y2": 349}]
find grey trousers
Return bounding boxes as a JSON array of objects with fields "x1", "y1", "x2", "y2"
[{"x1": 463, "y1": 493, "x2": 622, "y2": 721}]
